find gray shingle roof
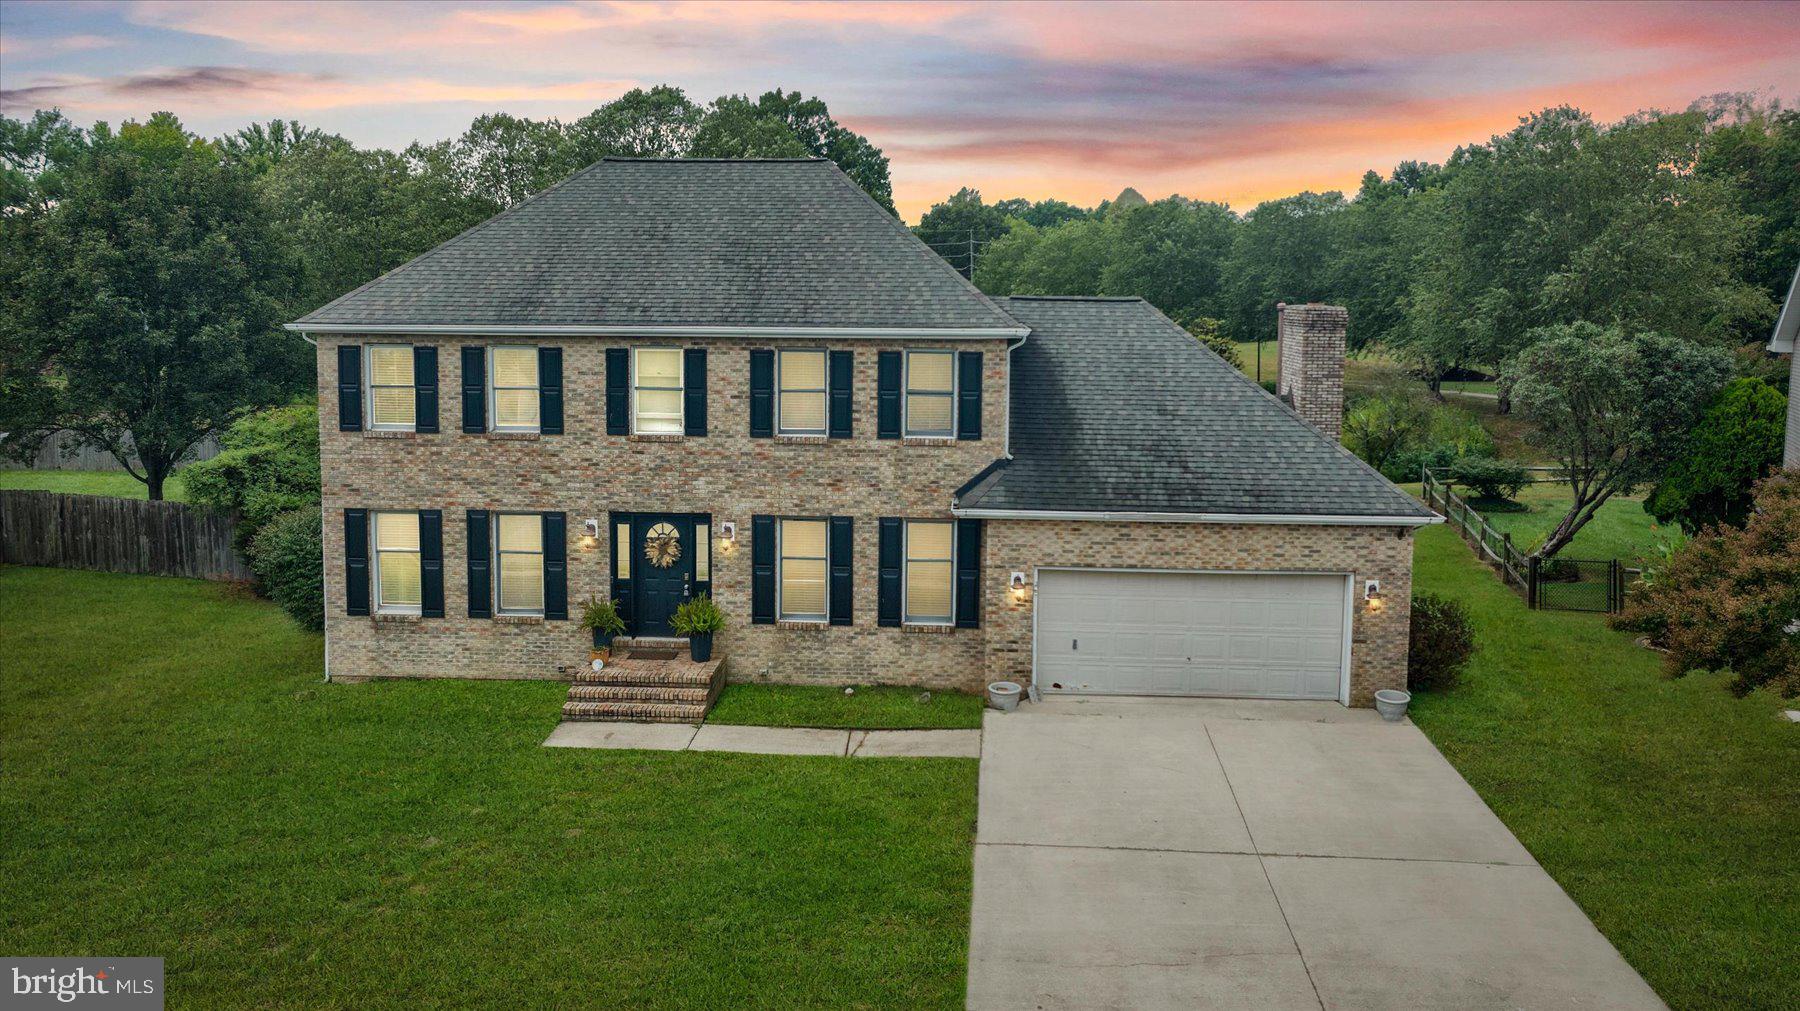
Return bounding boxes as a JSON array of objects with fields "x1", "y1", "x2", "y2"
[
  {"x1": 959, "y1": 297, "x2": 1435, "y2": 520},
  {"x1": 293, "y1": 159, "x2": 1023, "y2": 332}
]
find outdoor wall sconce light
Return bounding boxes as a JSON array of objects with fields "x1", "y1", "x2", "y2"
[
  {"x1": 1364, "y1": 579, "x2": 1384, "y2": 612},
  {"x1": 580, "y1": 518, "x2": 600, "y2": 551},
  {"x1": 719, "y1": 521, "x2": 737, "y2": 552},
  {"x1": 1010, "y1": 571, "x2": 1029, "y2": 601}
]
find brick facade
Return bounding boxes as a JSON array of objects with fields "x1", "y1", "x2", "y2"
[
  {"x1": 319, "y1": 332, "x2": 1415, "y2": 705},
  {"x1": 1277, "y1": 303, "x2": 1349, "y2": 440},
  {"x1": 319, "y1": 334, "x2": 1008, "y2": 691}
]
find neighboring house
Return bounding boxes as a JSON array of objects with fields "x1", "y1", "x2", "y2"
[
  {"x1": 1771, "y1": 264, "x2": 1799, "y2": 468},
  {"x1": 288, "y1": 158, "x2": 1437, "y2": 710}
]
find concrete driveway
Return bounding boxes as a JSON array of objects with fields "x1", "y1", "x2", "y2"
[{"x1": 967, "y1": 696, "x2": 1663, "y2": 1010}]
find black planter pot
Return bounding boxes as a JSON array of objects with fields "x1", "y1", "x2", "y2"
[
  {"x1": 689, "y1": 631, "x2": 714, "y2": 662},
  {"x1": 591, "y1": 628, "x2": 615, "y2": 650}
]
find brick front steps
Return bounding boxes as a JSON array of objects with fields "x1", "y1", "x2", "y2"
[{"x1": 561, "y1": 637, "x2": 725, "y2": 724}]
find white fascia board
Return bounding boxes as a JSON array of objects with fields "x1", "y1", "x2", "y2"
[
  {"x1": 952, "y1": 506, "x2": 1443, "y2": 527},
  {"x1": 285, "y1": 322, "x2": 1031, "y2": 339},
  {"x1": 1771, "y1": 264, "x2": 1799, "y2": 352}
]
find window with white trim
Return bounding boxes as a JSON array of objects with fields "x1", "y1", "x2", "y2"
[
  {"x1": 904, "y1": 520, "x2": 954, "y2": 625},
  {"x1": 633, "y1": 348, "x2": 683, "y2": 434},
  {"x1": 489, "y1": 347, "x2": 539, "y2": 432},
  {"x1": 366, "y1": 346, "x2": 415, "y2": 430},
  {"x1": 495, "y1": 513, "x2": 544, "y2": 615},
  {"x1": 777, "y1": 349, "x2": 827, "y2": 436},
  {"x1": 777, "y1": 518, "x2": 828, "y2": 622},
  {"x1": 373, "y1": 511, "x2": 422, "y2": 614},
  {"x1": 904, "y1": 350, "x2": 954, "y2": 437}
]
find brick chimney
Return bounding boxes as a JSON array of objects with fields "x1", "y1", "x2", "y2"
[{"x1": 1276, "y1": 302, "x2": 1348, "y2": 440}]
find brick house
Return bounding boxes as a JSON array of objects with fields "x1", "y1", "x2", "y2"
[{"x1": 291, "y1": 158, "x2": 1438, "y2": 714}]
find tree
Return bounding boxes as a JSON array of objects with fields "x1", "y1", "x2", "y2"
[
  {"x1": 1175, "y1": 315, "x2": 1240, "y2": 368},
  {"x1": 1644, "y1": 377, "x2": 1788, "y2": 531},
  {"x1": 1325, "y1": 165, "x2": 1443, "y2": 353},
  {"x1": 1503, "y1": 323, "x2": 1734, "y2": 557},
  {"x1": 1220, "y1": 191, "x2": 1347, "y2": 343},
  {"x1": 913, "y1": 188, "x2": 1011, "y2": 278},
  {"x1": 566, "y1": 85, "x2": 700, "y2": 162},
  {"x1": 1341, "y1": 395, "x2": 1431, "y2": 475},
  {"x1": 992, "y1": 197, "x2": 1091, "y2": 228},
  {"x1": 1694, "y1": 95, "x2": 1800, "y2": 307},
  {"x1": 1, "y1": 113, "x2": 306, "y2": 499},
  {"x1": 1099, "y1": 197, "x2": 1236, "y2": 320},
  {"x1": 998, "y1": 216, "x2": 1109, "y2": 297},
  {"x1": 691, "y1": 90, "x2": 894, "y2": 213},
  {"x1": 1615, "y1": 470, "x2": 1800, "y2": 698},
  {"x1": 183, "y1": 402, "x2": 321, "y2": 547}
]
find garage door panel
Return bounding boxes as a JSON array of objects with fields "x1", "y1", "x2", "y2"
[{"x1": 1037, "y1": 570, "x2": 1347, "y2": 700}]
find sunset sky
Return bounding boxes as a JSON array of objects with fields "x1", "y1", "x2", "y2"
[{"x1": 3, "y1": 1, "x2": 1798, "y2": 220}]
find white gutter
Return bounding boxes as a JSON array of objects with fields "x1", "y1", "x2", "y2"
[
  {"x1": 952, "y1": 507, "x2": 1442, "y2": 527},
  {"x1": 284, "y1": 322, "x2": 1030, "y2": 339}
]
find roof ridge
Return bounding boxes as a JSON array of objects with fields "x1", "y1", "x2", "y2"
[
  {"x1": 1003, "y1": 295, "x2": 1144, "y2": 303},
  {"x1": 815, "y1": 160, "x2": 1026, "y2": 331},
  {"x1": 599, "y1": 156, "x2": 828, "y2": 163}
]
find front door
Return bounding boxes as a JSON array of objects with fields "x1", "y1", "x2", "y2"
[{"x1": 633, "y1": 515, "x2": 695, "y2": 636}]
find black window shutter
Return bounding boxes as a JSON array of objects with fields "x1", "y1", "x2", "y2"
[
  {"x1": 877, "y1": 351, "x2": 901, "y2": 439},
  {"x1": 749, "y1": 349, "x2": 774, "y2": 438},
  {"x1": 957, "y1": 351, "x2": 983, "y2": 441},
  {"x1": 542, "y1": 512, "x2": 567, "y2": 620},
  {"x1": 466, "y1": 510, "x2": 492, "y2": 618},
  {"x1": 955, "y1": 518, "x2": 982, "y2": 628},
  {"x1": 414, "y1": 346, "x2": 439, "y2": 433},
  {"x1": 828, "y1": 350, "x2": 853, "y2": 439},
  {"x1": 878, "y1": 517, "x2": 902, "y2": 627},
  {"x1": 829, "y1": 516, "x2": 853, "y2": 625},
  {"x1": 343, "y1": 508, "x2": 370, "y2": 615},
  {"x1": 461, "y1": 346, "x2": 486, "y2": 434},
  {"x1": 751, "y1": 514, "x2": 775, "y2": 624},
  {"x1": 539, "y1": 346, "x2": 563, "y2": 435},
  {"x1": 683, "y1": 348, "x2": 707, "y2": 436},
  {"x1": 419, "y1": 509, "x2": 444, "y2": 617},
  {"x1": 605, "y1": 348, "x2": 628, "y2": 435},
  {"x1": 337, "y1": 345, "x2": 363, "y2": 431}
]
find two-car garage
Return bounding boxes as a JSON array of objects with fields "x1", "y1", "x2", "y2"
[{"x1": 1032, "y1": 569, "x2": 1352, "y2": 702}]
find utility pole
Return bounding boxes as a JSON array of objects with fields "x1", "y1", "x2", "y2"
[{"x1": 966, "y1": 229, "x2": 976, "y2": 280}]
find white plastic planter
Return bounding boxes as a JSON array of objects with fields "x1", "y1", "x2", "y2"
[
  {"x1": 987, "y1": 681, "x2": 1023, "y2": 712},
  {"x1": 1374, "y1": 688, "x2": 1411, "y2": 722}
]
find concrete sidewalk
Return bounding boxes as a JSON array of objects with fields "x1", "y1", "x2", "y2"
[
  {"x1": 967, "y1": 696, "x2": 1663, "y2": 1010},
  {"x1": 543, "y1": 720, "x2": 980, "y2": 758}
]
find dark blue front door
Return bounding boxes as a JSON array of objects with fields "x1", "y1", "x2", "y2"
[{"x1": 633, "y1": 515, "x2": 694, "y2": 636}]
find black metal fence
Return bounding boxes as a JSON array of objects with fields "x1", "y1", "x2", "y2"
[{"x1": 1421, "y1": 469, "x2": 1628, "y2": 614}]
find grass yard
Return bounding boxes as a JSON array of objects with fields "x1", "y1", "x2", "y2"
[
  {"x1": 708, "y1": 684, "x2": 985, "y2": 729},
  {"x1": 1230, "y1": 339, "x2": 1280, "y2": 383},
  {"x1": 0, "y1": 566, "x2": 977, "y2": 1008},
  {"x1": 1474, "y1": 482, "x2": 1671, "y2": 567},
  {"x1": 0, "y1": 469, "x2": 186, "y2": 501},
  {"x1": 1410, "y1": 526, "x2": 1799, "y2": 1009}
]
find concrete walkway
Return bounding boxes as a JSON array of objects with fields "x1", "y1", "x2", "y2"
[
  {"x1": 543, "y1": 721, "x2": 980, "y2": 758},
  {"x1": 967, "y1": 696, "x2": 1663, "y2": 1010}
]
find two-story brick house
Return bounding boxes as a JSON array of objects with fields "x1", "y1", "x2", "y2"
[{"x1": 292, "y1": 158, "x2": 1437, "y2": 714}]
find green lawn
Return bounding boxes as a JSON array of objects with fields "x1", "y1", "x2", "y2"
[
  {"x1": 708, "y1": 684, "x2": 985, "y2": 729},
  {"x1": 1410, "y1": 526, "x2": 1798, "y2": 1009},
  {"x1": 1230, "y1": 339, "x2": 1279, "y2": 383},
  {"x1": 1473, "y1": 481, "x2": 1671, "y2": 567},
  {"x1": 0, "y1": 566, "x2": 977, "y2": 1008},
  {"x1": 0, "y1": 469, "x2": 186, "y2": 501}
]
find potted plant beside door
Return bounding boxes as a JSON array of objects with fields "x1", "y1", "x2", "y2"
[
  {"x1": 670, "y1": 593, "x2": 725, "y2": 662},
  {"x1": 580, "y1": 596, "x2": 627, "y2": 657}
]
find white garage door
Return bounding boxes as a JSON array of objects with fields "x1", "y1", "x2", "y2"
[{"x1": 1035, "y1": 569, "x2": 1349, "y2": 700}]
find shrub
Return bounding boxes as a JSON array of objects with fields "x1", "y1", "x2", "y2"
[
  {"x1": 1408, "y1": 592, "x2": 1476, "y2": 692},
  {"x1": 1613, "y1": 470, "x2": 1800, "y2": 697},
  {"x1": 1385, "y1": 443, "x2": 1460, "y2": 484},
  {"x1": 184, "y1": 402, "x2": 320, "y2": 547},
  {"x1": 670, "y1": 593, "x2": 726, "y2": 635},
  {"x1": 1177, "y1": 315, "x2": 1241, "y2": 369},
  {"x1": 1342, "y1": 395, "x2": 1430, "y2": 474},
  {"x1": 1447, "y1": 456, "x2": 1529, "y2": 502},
  {"x1": 579, "y1": 597, "x2": 626, "y2": 637},
  {"x1": 1425, "y1": 405, "x2": 1496, "y2": 459},
  {"x1": 248, "y1": 506, "x2": 322, "y2": 632},
  {"x1": 1643, "y1": 377, "x2": 1787, "y2": 533}
]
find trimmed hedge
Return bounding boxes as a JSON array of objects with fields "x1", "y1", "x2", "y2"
[
  {"x1": 249, "y1": 506, "x2": 323, "y2": 632},
  {"x1": 1408, "y1": 592, "x2": 1476, "y2": 692}
]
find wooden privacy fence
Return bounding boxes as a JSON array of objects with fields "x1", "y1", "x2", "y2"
[
  {"x1": 0, "y1": 490, "x2": 250, "y2": 582},
  {"x1": 1421, "y1": 468, "x2": 1628, "y2": 614}
]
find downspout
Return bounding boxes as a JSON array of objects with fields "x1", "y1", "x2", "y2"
[{"x1": 1003, "y1": 333, "x2": 1027, "y2": 459}]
